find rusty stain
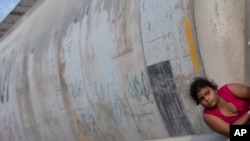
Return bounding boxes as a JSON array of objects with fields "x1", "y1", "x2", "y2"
[
  {"x1": 57, "y1": 44, "x2": 81, "y2": 141},
  {"x1": 73, "y1": 111, "x2": 88, "y2": 141},
  {"x1": 16, "y1": 54, "x2": 42, "y2": 141},
  {"x1": 112, "y1": 47, "x2": 133, "y2": 59}
]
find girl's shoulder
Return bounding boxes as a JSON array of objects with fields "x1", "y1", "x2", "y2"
[{"x1": 220, "y1": 83, "x2": 250, "y2": 100}]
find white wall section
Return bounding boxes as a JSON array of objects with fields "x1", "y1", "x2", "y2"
[
  {"x1": 194, "y1": 0, "x2": 246, "y2": 85},
  {"x1": 0, "y1": 0, "x2": 247, "y2": 141}
]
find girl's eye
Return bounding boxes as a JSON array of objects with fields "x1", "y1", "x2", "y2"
[
  {"x1": 199, "y1": 97, "x2": 204, "y2": 102},
  {"x1": 205, "y1": 90, "x2": 209, "y2": 95}
]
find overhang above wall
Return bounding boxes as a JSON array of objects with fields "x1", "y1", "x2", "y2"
[{"x1": 0, "y1": 0, "x2": 38, "y2": 38}]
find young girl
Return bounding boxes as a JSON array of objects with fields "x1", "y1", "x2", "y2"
[{"x1": 190, "y1": 77, "x2": 250, "y2": 136}]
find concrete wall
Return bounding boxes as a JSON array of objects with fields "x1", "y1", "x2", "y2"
[
  {"x1": 245, "y1": 0, "x2": 250, "y2": 86},
  {"x1": 194, "y1": 0, "x2": 246, "y2": 86},
  {"x1": 0, "y1": 0, "x2": 246, "y2": 141}
]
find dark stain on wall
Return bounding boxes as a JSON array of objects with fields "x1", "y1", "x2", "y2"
[
  {"x1": 147, "y1": 60, "x2": 194, "y2": 137},
  {"x1": 0, "y1": 61, "x2": 11, "y2": 104}
]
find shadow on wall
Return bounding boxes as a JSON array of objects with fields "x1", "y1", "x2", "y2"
[{"x1": 145, "y1": 133, "x2": 228, "y2": 141}]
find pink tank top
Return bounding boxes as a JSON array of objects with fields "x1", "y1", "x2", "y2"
[{"x1": 203, "y1": 85, "x2": 249, "y2": 124}]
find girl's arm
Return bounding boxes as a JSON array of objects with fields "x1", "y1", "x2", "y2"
[
  {"x1": 204, "y1": 111, "x2": 250, "y2": 137},
  {"x1": 203, "y1": 114, "x2": 230, "y2": 136},
  {"x1": 227, "y1": 84, "x2": 250, "y2": 99}
]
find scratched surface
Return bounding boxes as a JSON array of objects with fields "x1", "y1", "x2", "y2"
[
  {"x1": 0, "y1": 0, "x2": 208, "y2": 141},
  {"x1": 140, "y1": 0, "x2": 208, "y2": 136},
  {"x1": 147, "y1": 61, "x2": 194, "y2": 136}
]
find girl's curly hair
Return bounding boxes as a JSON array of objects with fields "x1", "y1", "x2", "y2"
[{"x1": 190, "y1": 77, "x2": 218, "y2": 104}]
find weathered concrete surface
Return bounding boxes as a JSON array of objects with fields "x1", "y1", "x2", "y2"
[
  {"x1": 0, "y1": 0, "x2": 245, "y2": 141},
  {"x1": 146, "y1": 133, "x2": 228, "y2": 141},
  {"x1": 194, "y1": 0, "x2": 246, "y2": 86},
  {"x1": 245, "y1": 0, "x2": 250, "y2": 86}
]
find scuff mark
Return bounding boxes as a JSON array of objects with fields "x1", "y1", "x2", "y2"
[
  {"x1": 73, "y1": 111, "x2": 88, "y2": 141},
  {"x1": 148, "y1": 32, "x2": 172, "y2": 43}
]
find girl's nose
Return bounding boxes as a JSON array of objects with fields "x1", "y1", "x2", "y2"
[{"x1": 204, "y1": 96, "x2": 209, "y2": 102}]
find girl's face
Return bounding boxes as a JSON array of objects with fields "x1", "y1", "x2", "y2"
[{"x1": 197, "y1": 86, "x2": 219, "y2": 108}]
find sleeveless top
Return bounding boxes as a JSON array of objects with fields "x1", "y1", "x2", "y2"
[{"x1": 203, "y1": 85, "x2": 249, "y2": 124}]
